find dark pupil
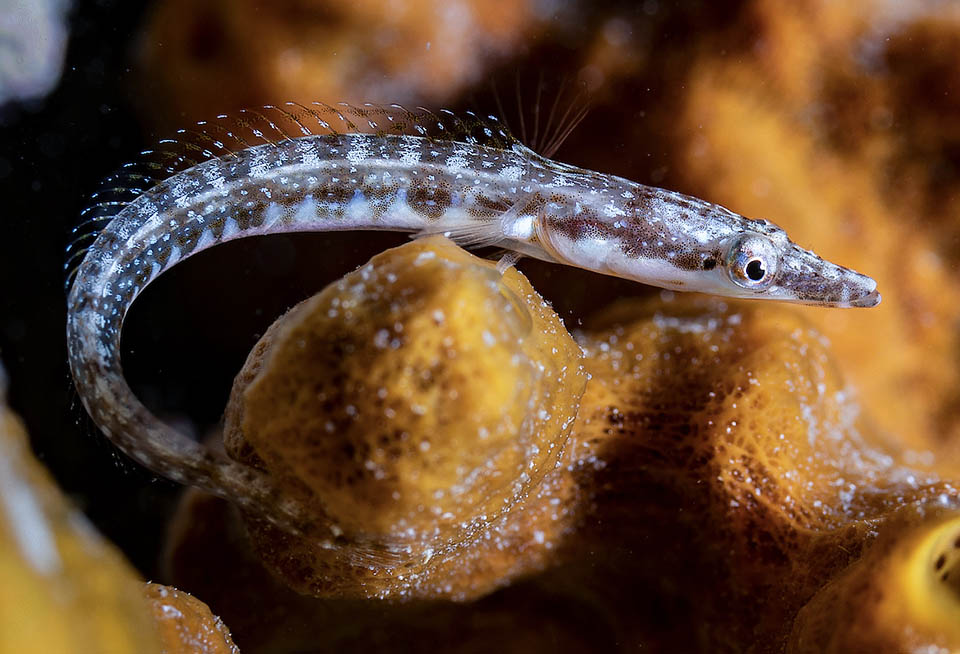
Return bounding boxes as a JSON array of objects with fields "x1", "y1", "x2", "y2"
[{"x1": 745, "y1": 259, "x2": 766, "y2": 281}]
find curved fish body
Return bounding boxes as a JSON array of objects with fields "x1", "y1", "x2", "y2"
[{"x1": 66, "y1": 128, "x2": 880, "y2": 532}]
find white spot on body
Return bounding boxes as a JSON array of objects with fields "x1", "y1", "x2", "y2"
[
  {"x1": 445, "y1": 154, "x2": 469, "y2": 171},
  {"x1": 500, "y1": 165, "x2": 523, "y2": 182},
  {"x1": 503, "y1": 213, "x2": 535, "y2": 240},
  {"x1": 297, "y1": 140, "x2": 320, "y2": 166},
  {"x1": 602, "y1": 202, "x2": 627, "y2": 218},
  {"x1": 263, "y1": 201, "x2": 285, "y2": 228},
  {"x1": 202, "y1": 165, "x2": 226, "y2": 190},
  {"x1": 248, "y1": 149, "x2": 272, "y2": 177},
  {"x1": 293, "y1": 194, "x2": 318, "y2": 224},
  {"x1": 344, "y1": 192, "x2": 370, "y2": 225},
  {"x1": 346, "y1": 137, "x2": 372, "y2": 166},
  {"x1": 399, "y1": 140, "x2": 422, "y2": 165},
  {"x1": 222, "y1": 217, "x2": 240, "y2": 239},
  {"x1": 195, "y1": 227, "x2": 215, "y2": 250}
]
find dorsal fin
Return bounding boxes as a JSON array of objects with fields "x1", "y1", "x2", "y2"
[
  {"x1": 489, "y1": 73, "x2": 591, "y2": 159},
  {"x1": 64, "y1": 102, "x2": 520, "y2": 291}
]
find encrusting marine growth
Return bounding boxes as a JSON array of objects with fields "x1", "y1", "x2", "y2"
[
  {"x1": 224, "y1": 235, "x2": 585, "y2": 599},
  {"x1": 789, "y1": 506, "x2": 960, "y2": 653},
  {"x1": 157, "y1": 237, "x2": 959, "y2": 652}
]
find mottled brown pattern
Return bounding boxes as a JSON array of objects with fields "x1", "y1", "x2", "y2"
[
  {"x1": 313, "y1": 182, "x2": 354, "y2": 207},
  {"x1": 470, "y1": 193, "x2": 513, "y2": 218},
  {"x1": 363, "y1": 184, "x2": 403, "y2": 221},
  {"x1": 407, "y1": 178, "x2": 453, "y2": 221},
  {"x1": 672, "y1": 251, "x2": 706, "y2": 272}
]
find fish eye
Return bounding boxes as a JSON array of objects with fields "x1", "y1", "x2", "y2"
[
  {"x1": 725, "y1": 233, "x2": 779, "y2": 290},
  {"x1": 745, "y1": 259, "x2": 766, "y2": 280}
]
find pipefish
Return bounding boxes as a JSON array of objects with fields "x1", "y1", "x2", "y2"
[{"x1": 65, "y1": 102, "x2": 880, "y2": 533}]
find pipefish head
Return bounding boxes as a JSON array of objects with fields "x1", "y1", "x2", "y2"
[
  {"x1": 537, "y1": 194, "x2": 880, "y2": 307},
  {"x1": 712, "y1": 229, "x2": 881, "y2": 308}
]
